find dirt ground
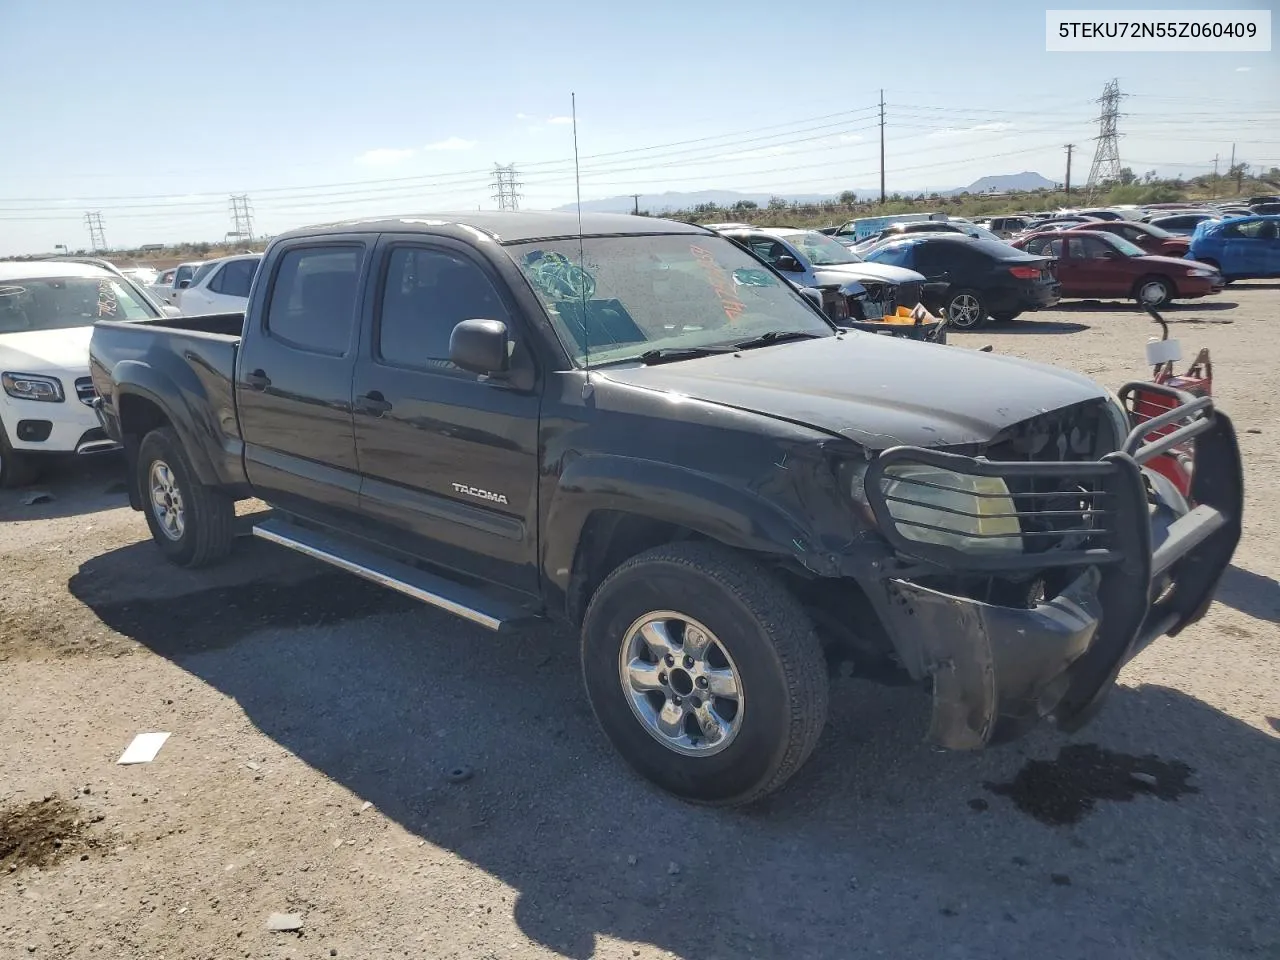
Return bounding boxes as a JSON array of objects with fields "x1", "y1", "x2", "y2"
[{"x1": 1, "y1": 284, "x2": 1277, "y2": 960}]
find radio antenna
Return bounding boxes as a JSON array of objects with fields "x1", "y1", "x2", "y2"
[{"x1": 572, "y1": 92, "x2": 592, "y2": 382}]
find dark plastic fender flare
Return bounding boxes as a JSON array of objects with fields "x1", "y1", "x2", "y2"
[
  {"x1": 542, "y1": 453, "x2": 838, "y2": 600},
  {"x1": 109, "y1": 361, "x2": 221, "y2": 489}
]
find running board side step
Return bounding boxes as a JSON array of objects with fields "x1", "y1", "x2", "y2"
[{"x1": 253, "y1": 517, "x2": 533, "y2": 632}]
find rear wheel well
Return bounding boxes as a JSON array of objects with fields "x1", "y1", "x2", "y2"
[
  {"x1": 117, "y1": 395, "x2": 172, "y2": 508},
  {"x1": 566, "y1": 511, "x2": 696, "y2": 626}
]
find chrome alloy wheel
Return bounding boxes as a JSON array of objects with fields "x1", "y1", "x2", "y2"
[
  {"x1": 618, "y1": 611, "x2": 744, "y2": 756},
  {"x1": 149, "y1": 459, "x2": 185, "y2": 541}
]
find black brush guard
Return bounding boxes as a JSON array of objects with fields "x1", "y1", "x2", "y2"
[{"x1": 862, "y1": 383, "x2": 1242, "y2": 748}]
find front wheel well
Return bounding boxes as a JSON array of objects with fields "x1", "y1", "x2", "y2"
[{"x1": 566, "y1": 511, "x2": 698, "y2": 626}]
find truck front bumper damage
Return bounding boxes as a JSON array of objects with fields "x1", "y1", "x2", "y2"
[{"x1": 866, "y1": 387, "x2": 1242, "y2": 750}]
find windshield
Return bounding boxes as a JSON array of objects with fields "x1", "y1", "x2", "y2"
[
  {"x1": 510, "y1": 234, "x2": 833, "y2": 366},
  {"x1": 0, "y1": 274, "x2": 159, "y2": 333},
  {"x1": 784, "y1": 231, "x2": 862, "y2": 266},
  {"x1": 1099, "y1": 234, "x2": 1147, "y2": 257}
]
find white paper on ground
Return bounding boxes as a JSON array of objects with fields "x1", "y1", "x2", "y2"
[{"x1": 117, "y1": 732, "x2": 171, "y2": 765}]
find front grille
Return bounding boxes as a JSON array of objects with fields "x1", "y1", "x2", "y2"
[{"x1": 75, "y1": 376, "x2": 96, "y2": 406}]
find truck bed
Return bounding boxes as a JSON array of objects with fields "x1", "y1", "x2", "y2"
[{"x1": 89, "y1": 313, "x2": 248, "y2": 491}]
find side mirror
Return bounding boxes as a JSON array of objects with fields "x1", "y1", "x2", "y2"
[
  {"x1": 450, "y1": 318, "x2": 510, "y2": 376},
  {"x1": 178, "y1": 279, "x2": 191, "y2": 288},
  {"x1": 775, "y1": 255, "x2": 804, "y2": 272},
  {"x1": 161, "y1": 304, "x2": 181, "y2": 318}
]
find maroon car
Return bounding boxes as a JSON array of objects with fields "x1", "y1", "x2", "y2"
[
  {"x1": 1070, "y1": 220, "x2": 1191, "y2": 258},
  {"x1": 1012, "y1": 230, "x2": 1223, "y2": 306}
]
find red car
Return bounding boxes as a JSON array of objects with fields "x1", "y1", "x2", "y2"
[
  {"x1": 1070, "y1": 220, "x2": 1191, "y2": 258},
  {"x1": 1012, "y1": 230, "x2": 1223, "y2": 306}
]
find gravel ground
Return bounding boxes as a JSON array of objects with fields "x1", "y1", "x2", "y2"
[{"x1": 1, "y1": 284, "x2": 1277, "y2": 960}]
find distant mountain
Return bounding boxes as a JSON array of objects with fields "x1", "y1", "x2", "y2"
[
  {"x1": 555, "y1": 175, "x2": 1054, "y2": 214},
  {"x1": 953, "y1": 172, "x2": 1058, "y2": 195},
  {"x1": 554, "y1": 190, "x2": 856, "y2": 214}
]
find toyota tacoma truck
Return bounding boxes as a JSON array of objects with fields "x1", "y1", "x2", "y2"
[{"x1": 89, "y1": 212, "x2": 1243, "y2": 806}]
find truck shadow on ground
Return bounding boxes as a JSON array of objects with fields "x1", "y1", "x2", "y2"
[
  {"x1": 68, "y1": 539, "x2": 1280, "y2": 959},
  {"x1": 0, "y1": 454, "x2": 129, "y2": 522},
  {"x1": 1214, "y1": 563, "x2": 1280, "y2": 623}
]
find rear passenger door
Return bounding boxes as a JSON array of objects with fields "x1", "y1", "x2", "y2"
[
  {"x1": 350, "y1": 237, "x2": 542, "y2": 595},
  {"x1": 236, "y1": 237, "x2": 371, "y2": 528}
]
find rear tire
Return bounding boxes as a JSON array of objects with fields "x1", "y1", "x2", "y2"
[
  {"x1": 989, "y1": 310, "x2": 1022, "y2": 323},
  {"x1": 0, "y1": 422, "x2": 41, "y2": 489},
  {"x1": 581, "y1": 542, "x2": 828, "y2": 806},
  {"x1": 945, "y1": 289, "x2": 986, "y2": 329},
  {"x1": 1134, "y1": 275, "x2": 1175, "y2": 307},
  {"x1": 137, "y1": 427, "x2": 234, "y2": 568}
]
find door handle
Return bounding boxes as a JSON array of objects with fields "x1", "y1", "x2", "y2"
[
  {"x1": 357, "y1": 391, "x2": 393, "y2": 416},
  {"x1": 244, "y1": 369, "x2": 271, "y2": 390}
]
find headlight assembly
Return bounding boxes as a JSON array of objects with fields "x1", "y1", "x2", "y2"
[
  {"x1": 879, "y1": 464, "x2": 1023, "y2": 555},
  {"x1": 2, "y1": 372, "x2": 65, "y2": 402}
]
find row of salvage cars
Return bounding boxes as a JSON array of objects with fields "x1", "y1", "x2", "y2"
[{"x1": 710, "y1": 211, "x2": 1280, "y2": 332}]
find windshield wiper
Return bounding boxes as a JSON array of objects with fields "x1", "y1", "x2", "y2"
[
  {"x1": 731, "y1": 330, "x2": 826, "y2": 351},
  {"x1": 638, "y1": 345, "x2": 738, "y2": 365}
]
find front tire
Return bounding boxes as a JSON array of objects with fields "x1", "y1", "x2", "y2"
[
  {"x1": 0, "y1": 422, "x2": 41, "y2": 489},
  {"x1": 581, "y1": 542, "x2": 828, "y2": 806},
  {"x1": 1134, "y1": 275, "x2": 1174, "y2": 307},
  {"x1": 137, "y1": 427, "x2": 234, "y2": 568},
  {"x1": 945, "y1": 288, "x2": 986, "y2": 329}
]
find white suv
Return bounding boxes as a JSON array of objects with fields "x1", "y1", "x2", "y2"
[{"x1": 0, "y1": 260, "x2": 167, "y2": 487}]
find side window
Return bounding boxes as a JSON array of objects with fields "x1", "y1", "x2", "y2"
[
  {"x1": 215, "y1": 259, "x2": 256, "y2": 298},
  {"x1": 911, "y1": 242, "x2": 948, "y2": 275},
  {"x1": 377, "y1": 246, "x2": 509, "y2": 371},
  {"x1": 868, "y1": 245, "x2": 910, "y2": 267},
  {"x1": 745, "y1": 236, "x2": 789, "y2": 265},
  {"x1": 1081, "y1": 237, "x2": 1113, "y2": 259},
  {"x1": 265, "y1": 246, "x2": 362, "y2": 356},
  {"x1": 207, "y1": 265, "x2": 229, "y2": 294}
]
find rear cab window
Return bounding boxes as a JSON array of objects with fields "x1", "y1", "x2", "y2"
[{"x1": 264, "y1": 246, "x2": 364, "y2": 356}]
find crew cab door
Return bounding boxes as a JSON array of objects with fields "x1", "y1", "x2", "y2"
[
  {"x1": 235, "y1": 237, "x2": 370, "y2": 527},
  {"x1": 350, "y1": 237, "x2": 541, "y2": 595}
]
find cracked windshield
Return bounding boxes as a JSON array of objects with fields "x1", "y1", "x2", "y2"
[{"x1": 513, "y1": 235, "x2": 832, "y2": 364}]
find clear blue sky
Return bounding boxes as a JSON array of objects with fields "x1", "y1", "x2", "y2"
[{"x1": 1, "y1": 0, "x2": 1276, "y2": 254}]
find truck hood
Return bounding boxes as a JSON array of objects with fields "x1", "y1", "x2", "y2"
[
  {"x1": 600, "y1": 333, "x2": 1107, "y2": 449},
  {"x1": 0, "y1": 325, "x2": 93, "y2": 376},
  {"x1": 813, "y1": 262, "x2": 927, "y2": 286}
]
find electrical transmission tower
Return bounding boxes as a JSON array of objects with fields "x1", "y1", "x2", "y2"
[
  {"x1": 228, "y1": 195, "x2": 255, "y2": 244},
  {"x1": 1086, "y1": 78, "x2": 1126, "y2": 189},
  {"x1": 490, "y1": 164, "x2": 522, "y2": 211},
  {"x1": 84, "y1": 212, "x2": 107, "y2": 253}
]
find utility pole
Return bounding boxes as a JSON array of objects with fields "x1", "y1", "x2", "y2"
[
  {"x1": 490, "y1": 163, "x2": 522, "y2": 211},
  {"x1": 878, "y1": 88, "x2": 886, "y2": 205},
  {"x1": 83, "y1": 212, "x2": 107, "y2": 253},
  {"x1": 1064, "y1": 143, "x2": 1075, "y2": 198},
  {"x1": 632, "y1": 193, "x2": 640, "y2": 215},
  {"x1": 1229, "y1": 142, "x2": 1238, "y2": 193}
]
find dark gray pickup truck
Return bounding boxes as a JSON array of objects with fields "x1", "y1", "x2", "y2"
[{"x1": 89, "y1": 212, "x2": 1243, "y2": 806}]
